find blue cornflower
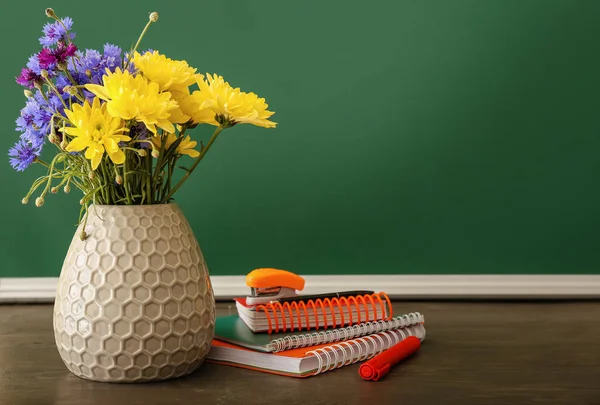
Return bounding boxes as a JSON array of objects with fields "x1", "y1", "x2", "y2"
[
  {"x1": 81, "y1": 49, "x2": 102, "y2": 71},
  {"x1": 8, "y1": 139, "x2": 41, "y2": 172},
  {"x1": 128, "y1": 124, "x2": 151, "y2": 149},
  {"x1": 26, "y1": 54, "x2": 43, "y2": 75},
  {"x1": 33, "y1": 102, "x2": 54, "y2": 136},
  {"x1": 29, "y1": 91, "x2": 63, "y2": 141},
  {"x1": 39, "y1": 16, "x2": 76, "y2": 47},
  {"x1": 54, "y1": 73, "x2": 71, "y2": 92},
  {"x1": 68, "y1": 49, "x2": 102, "y2": 72},
  {"x1": 101, "y1": 43, "x2": 122, "y2": 71},
  {"x1": 16, "y1": 99, "x2": 38, "y2": 132},
  {"x1": 15, "y1": 99, "x2": 45, "y2": 148}
]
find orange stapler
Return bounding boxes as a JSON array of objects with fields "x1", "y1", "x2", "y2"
[{"x1": 245, "y1": 268, "x2": 305, "y2": 305}]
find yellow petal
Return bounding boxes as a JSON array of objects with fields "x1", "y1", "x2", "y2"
[
  {"x1": 168, "y1": 107, "x2": 191, "y2": 124},
  {"x1": 65, "y1": 136, "x2": 91, "y2": 152},
  {"x1": 91, "y1": 153, "x2": 102, "y2": 170},
  {"x1": 85, "y1": 84, "x2": 111, "y2": 101},
  {"x1": 144, "y1": 122, "x2": 157, "y2": 134},
  {"x1": 107, "y1": 102, "x2": 135, "y2": 120},
  {"x1": 84, "y1": 146, "x2": 96, "y2": 160},
  {"x1": 63, "y1": 127, "x2": 82, "y2": 137},
  {"x1": 180, "y1": 149, "x2": 200, "y2": 158},
  {"x1": 108, "y1": 149, "x2": 125, "y2": 165},
  {"x1": 156, "y1": 119, "x2": 175, "y2": 134}
]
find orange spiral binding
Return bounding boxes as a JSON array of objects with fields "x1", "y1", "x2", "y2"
[{"x1": 256, "y1": 292, "x2": 393, "y2": 334}]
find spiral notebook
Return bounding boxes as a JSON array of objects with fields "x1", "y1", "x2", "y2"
[
  {"x1": 235, "y1": 292, "x2": 393, "y2": 333},
  {"x1": 207, "y1": 324, "x2": 426, "y2": 378},
  {"x1": 215, "y1": 312, "x2": 424, "y2": 353}
]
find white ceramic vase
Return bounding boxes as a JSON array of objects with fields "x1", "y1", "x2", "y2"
[{"x1": 53, "y1": 203, "x2": 216, "y2": 383}]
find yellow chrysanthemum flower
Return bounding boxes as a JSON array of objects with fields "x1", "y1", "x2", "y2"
[
  {"x1": 169, "y1": 88, "x2": 212, "y2": 124},
  {"x1": 131, "y1": 51, "x2": 197, "y2": 92},
  {"x1": 189, "y1": 74, "x2": 276, "y2": 128},
  {"x1": 85, "y1": 68, "x2": 190, "y2": 134},
  {"x1": 152, "y1": 132, "x2": 200, "y2": 158},
  {"x1": 64, "y1": 98, "x2": 131, "y2": 170}
]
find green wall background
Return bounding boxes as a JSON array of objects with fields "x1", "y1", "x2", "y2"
[{"x1": 2, "y1": 0, "x2": 599, "y2": 277}]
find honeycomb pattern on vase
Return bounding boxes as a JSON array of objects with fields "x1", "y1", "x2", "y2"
[{"x1": 53, "y1": 204, "x2": 216, "y2": 383}]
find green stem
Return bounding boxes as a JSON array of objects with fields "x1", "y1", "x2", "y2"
[
  {"x1": 166, "y1": 156, "x2": 175, "y2": 199},
  {"x1": 43, "y1": 78, "x2": 69, "y2": 110},
  {"x1": 99, "y1": 161, "x2": 110, "y2": 204},
  {"x1": 63, "y1": 70, "x2": 85, "y2": 101},
  {"x1": 123, "y1": 150, "x2": 133, "y2": 205},
  {"x1": 160, "y1": 126, "x2": 224, "y2": 203},
  {"x1": 146, "y1": 154, "x2": 153, "y2": 204},
  {"x1": 39, "y1": 154, "x2": 63, "y2": 199},
  {"x1": 38, "y1": 90, "x2": 49, "y2": 102},
  {"x1": 153, "y1": 131, "x2": 168, "y2": 185},
  {"x1": 124, "y1": 18, "x2": 155, "y2": 69},
  {"x1": 35, "y1": 158, "x2": 51, "y2": 168},
  {"x1": 52, "y1": 16, "x2": 74, "y2": 46}
]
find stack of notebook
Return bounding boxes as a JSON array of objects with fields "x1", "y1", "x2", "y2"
[{"x1": 206, "y1": 291, "x2": 426, "y2": 378}]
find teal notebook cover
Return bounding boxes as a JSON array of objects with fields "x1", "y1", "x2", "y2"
[{"x1": 214, "y1": 315, "x2": 292, "y2": 352}]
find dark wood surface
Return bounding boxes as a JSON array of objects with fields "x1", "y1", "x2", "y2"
[{"x1": 1, "y1": 301, "x2": 599, "y2": 405}]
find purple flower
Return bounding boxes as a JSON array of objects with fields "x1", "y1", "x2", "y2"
[
  {"x1": 38, "y1": 42, "x2": 78, "y2": 69},
  {"x1": 37, "y1": 48, "x2": 57, "y2": 70},
  {"x1": 8, "y1": 139, "x2": 41, "y2": 172},
  {"x1": 61, "y1": 42, "x2": 78, "y2": 59},
  {"x1": 15, "y1": 68, "x2": 43, "y2": 88},
  {"x1": 39, "y1": 16, "x2": 75, "y2": 47}
]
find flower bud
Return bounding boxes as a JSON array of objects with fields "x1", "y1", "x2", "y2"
[
  {"x1": 45, "y1": 8, "x2": 56, "y2": 18},
  {"x1": 149, "y1": 12, "x2": 159, "y2": 22},
  {"x1": 48, "y1": 133, "x2": 59, "y2": 144},
  {"x1": 21, "y1": 197, "x2": 29, "y2": 205},
  {"x1": 115, "y1": 174, "x2": 123, "y2": 185},
  {"x1": 40, "y1": 69, "x2": 49, "y2": 79},
  {"x1": 35, "y1": 197, "x2": 45, "y2": 207},
  {"x1": 80, "y1": 231, "x2": 88, "y2": 241},
  {"x1": 68, "y1": 87, "x2": 78, "y2": 96},
  {"x1": 51, "y1": 186, "x2": 59, "y2": 194},
  {"x1": 85, "y1": 69, "x2": 92, "y2": 79},
  {"x1": 89, "y1": 171, "x2": 95, "y2": 180},
  {"x1": 58, "y1": 62, "x2": 67, "y2": 71},
  {"x1": 60, "y1": 139, "x2": 68, "y2": 149},
  {"x1": 151, "y1": 149, "x2": 159, "y2": 158},
  {"x1": 24, "y1": 89, "x2": 34, "y2": 98},
  {"x1": 64, "y1": 184, "x2": 71, "y2": 194},
  {"x1": 137, "y1": 149, "x2": 147, "y2": 157},
  {"x1": 62, "y1": 85, "x2": 72, "y2": 94},
  {"x1": 79, "y1": 198, "x2": 85, "y2": 205}
]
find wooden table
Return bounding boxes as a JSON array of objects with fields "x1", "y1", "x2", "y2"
[{"x1": 1, "y1": 301, "x2": 598, "y2": 405}]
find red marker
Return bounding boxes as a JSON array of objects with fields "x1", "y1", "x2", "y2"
[{"x1": 358, "y1": 335, "x2": 421, "y2": 381}]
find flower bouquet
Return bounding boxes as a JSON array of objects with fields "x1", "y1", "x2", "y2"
[
  {"x1": 11, "y1": 9, "x2": 276, "y2": 383},
  {"x1": 12, "y1": 8, "x2": 276, "y2": 237}
]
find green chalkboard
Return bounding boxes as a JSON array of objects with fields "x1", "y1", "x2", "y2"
[{"x1": 2, "y1": 0, "x2": 600, "y2": 277}]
